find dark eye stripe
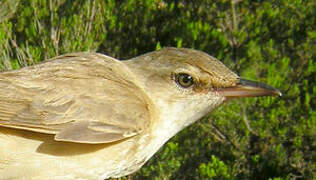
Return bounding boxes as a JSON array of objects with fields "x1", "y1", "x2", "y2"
[{"x1": 176, "y1": 73, "x2": 194, "y2": 88}]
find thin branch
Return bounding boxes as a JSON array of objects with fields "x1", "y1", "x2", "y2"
[
  {"x1": 210, "y1": 122, "x2": 242, "y2": 151},
  {"x1": 241, "y1": 103, "x2": 258, "y2": 136}
]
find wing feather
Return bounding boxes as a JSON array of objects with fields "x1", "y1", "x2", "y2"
[{"x1": 0, "y1": 53, "x2": 153, "y2": 143}]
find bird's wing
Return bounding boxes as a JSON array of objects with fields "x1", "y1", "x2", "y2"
[{"x1": 0, "y1": 53, "x2": 154, "y2": 144}]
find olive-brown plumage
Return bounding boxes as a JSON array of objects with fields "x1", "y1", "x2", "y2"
[{"x1": 0, "y1": 48, "x2": 280, "y2": 179}]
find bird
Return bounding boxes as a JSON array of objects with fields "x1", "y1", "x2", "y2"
[{"x1": 0, "y1": 47, "x2": 281, "y2": 179}]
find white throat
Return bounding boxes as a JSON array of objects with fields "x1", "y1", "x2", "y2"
[
  {"x1": 152, "y1": 95, "x2": 224, "y2": 139},
  {"x1": 140, "y1": 94, "x2": 225, "y2": 161}
]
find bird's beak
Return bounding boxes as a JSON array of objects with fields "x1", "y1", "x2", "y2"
[{"x1": 218, "y1": 78, "x2": 282, "y2": 100}]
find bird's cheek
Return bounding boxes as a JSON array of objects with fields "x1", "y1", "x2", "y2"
[
  {"x1": 192, "y1": 84, "x2": 211, "y2": 94},
  {"x1": 203, "y1": 91, "x2": 226, "y2": 105}
]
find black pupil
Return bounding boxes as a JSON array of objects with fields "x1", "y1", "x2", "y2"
[{"x1": 181, "y1": 75, "x2": 192, "y2": 84}]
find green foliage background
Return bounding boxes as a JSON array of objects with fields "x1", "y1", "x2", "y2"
[{"x1": 0, "y1": 0, "x2": 315, "y2": 179}]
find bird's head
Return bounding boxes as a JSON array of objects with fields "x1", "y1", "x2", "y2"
[{"x1": 125, "y1": 48, "x2": 281, "y2": 132}]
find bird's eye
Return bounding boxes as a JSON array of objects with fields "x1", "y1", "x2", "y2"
[{"x1": 176, "y1": 73, "x2": 194, "y2": 88}]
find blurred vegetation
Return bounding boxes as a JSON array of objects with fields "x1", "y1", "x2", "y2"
[{"x1": 0, "y1": 0, "x2": 315, "y2": 179}]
